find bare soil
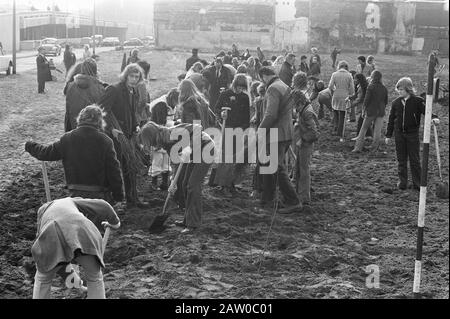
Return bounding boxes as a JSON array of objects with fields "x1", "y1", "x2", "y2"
[{"x1": 0, "y1": 49, "x2": 448, "y2": 299}]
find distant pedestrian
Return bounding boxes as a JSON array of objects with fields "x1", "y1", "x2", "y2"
[
  {"x1": 309, "y1": 47, "x2": 321, "y2": 76},
  {"x1": 83, "y1": 45, "x2": 92, "y2": 60},
  {"x1": 330, "y1": 47, "x2": 341, "y2": 69},
  {"x1": 127, "y1": 49, "x2": 140, "y2": 65},
  {"x1": 63, "y1": 45, "x2": 76, "y2": 75},
  {"x1": 36, "y1": 46, "x2": 51, "y2": 94},
  {"x1": 186, "y1": 48, "x2": 201, "y2": 71}
]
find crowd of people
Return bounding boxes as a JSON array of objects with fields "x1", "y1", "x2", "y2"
[{"x1": 27, "y1": 43, "x2": 440, "y2": 298}]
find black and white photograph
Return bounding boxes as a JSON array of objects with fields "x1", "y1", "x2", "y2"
[{"x1": 0, "y1": 0, "x2": 448, "y2": 307}]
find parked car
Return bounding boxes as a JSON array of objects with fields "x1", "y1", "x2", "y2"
[
  {"x1": 93, "y1": 34, "x2": 103, "y2": 46},
  {"x1": 40, "y1": 38, "x2": 61, "y2": 56},
  {"x1": 123, "y1": 38, "x2": 144, "y2": 47},
  {"x1": 0, "y1": 55, "x2": 13, "y2": 75},
  {"x1": 80, "y1": 37, "x2": 93, "y2": 48},
  {"x1": 141, "y1": 35, "x2": 155, "y2": 46},
  {"x1": 102, "y1": 37, "x2": 121, "y2": 47}
]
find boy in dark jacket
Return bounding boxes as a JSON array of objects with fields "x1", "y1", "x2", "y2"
[{"x1": 385, "y1": 77, "x2": 439, "y2": 190}]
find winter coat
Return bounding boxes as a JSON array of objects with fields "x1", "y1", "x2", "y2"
[
  {"x1": 259, "y1": 77, "x2": 293, "y2": 143},
  {"x1": 309, "y1": 54, "x2": 321, "y2": 73},
  {"x1": 99, "y1": 82, "x2": 139, "y2": 139},
  {"x1": 25, "y1": 125, "x2": 124, "y2": 201},
  {"x1": 299, "y1": 62, "x2": 309, "y2": 74},
  {"x1": 32, "y1": 198, "x2": 119, "y2": 272},
  {"x1": 36, "y1": 54, "x2": 51, "y2": 82},
  {"x1": 180, "y1": 96, "x2": 211, "y2": 129},
  {"x1": 279, "y1": 61, "x2": 295, "y2": 87},
  {"x1": 215, "y1": 89, "x2": 250, "y2": 129},
  {"x1": 386, "y1": 95, "x2": 437, "y2": 138},
  {"x1": 328, "y1": 68, "x2": 355, "y2": 111},
  {"x1": 136, "y1": 81, "x2": 151, "y2": 126},
  {"x1": 290, "y1": 89, "x2": 320, "y2": 144},
  {"x1": 363, "y1": 81, "x2": 388, "y2": 118},
  {"x1": 65, "y1": 74, "x2": 106, "y2": 132},
  {"x1": 202, "y1": 65, "x2": 233, "y2": 113}
]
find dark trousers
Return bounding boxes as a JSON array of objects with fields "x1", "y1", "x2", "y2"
[
  {"x1": 175, "y1": 162, "x2": 211, "y2": 228},
  {"x1": 261, "y1": 141, "x2": 299, "y2": 206},
  {"x1": 395, "y1": 131, "x2": 421, "y2": 188},
  {"x1": 356, "y1": 115, "x2": 373, "y2": 137},
  {"x1": 119, "y1": 153, "x2": 138, "y2": 203},
  {"x1": 333, "y1": 110, "x2": 346, "y2": 136},
  {"x1": 38, "y1": 80, "x2": 45, "y2": 93}
]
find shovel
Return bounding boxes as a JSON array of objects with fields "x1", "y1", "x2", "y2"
[
  {"x1": 433, "y1": 122, "x2": 449, "y2": 199},
  {"x1": 213, "y1": 108, "x2": 235, "y2": 186},
  {"x1": 148, "y1": 150, "x2": 190, "y2": 232},
  {"x1": 41, "y1": 162, "x2": 51, "y2": 202}
]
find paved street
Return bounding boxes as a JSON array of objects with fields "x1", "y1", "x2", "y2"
[{"x1": 6, "y1": 46, "x2": 115, "y2": 74}]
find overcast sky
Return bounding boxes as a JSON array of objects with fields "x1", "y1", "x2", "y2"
[{"x1": 0, "y1": 0, "x2": 155, "y2": 12}]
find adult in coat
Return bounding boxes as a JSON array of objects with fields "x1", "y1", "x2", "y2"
[
  {"x1": 63, "y1": 45, "x2": 77, "y2": 75},
  {"x1": 352, "y1": 70, "x2": 388, "y2": 153},
  {"x1": 279, "y1": 53, "x2": 296, "y2": 87},
  {"x1": 25, "y1": 105, "x2": 124, "y2": 202},
  {"x1": 99, "y1": 63, "x2": 146, "y2": 208},
  {"x1": 64, "y1": 59, "x2": 105, "y2": 132},
  {"x1": 328, "y1": 61, "x2": 355, "y2": 137},
  {"x1": 202, "y1": 57, "x2": 233, "y2": 115},
  {"x1": 31, "y1": 197, "x2": 120, "y2": 299},
  {"x1": 36, "y1": 46, "x2": 52, "y2": 94},
  {"x1": 213, "y1": 74, "x2": 251, "y2": 193},
  {"x1": 257, "y1": 67, "x2": 301, "y2": 214}
]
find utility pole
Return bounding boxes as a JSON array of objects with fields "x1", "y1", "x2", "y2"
[
  {"x1": 92, "y1": 0, "x2": 96, "y2": 55},
  {"x1": 12, "y1": 0, "x2": 16, "y2": 74},
  {"x1": 307, "y1": 0, "x2": 312, "y2": 50}
]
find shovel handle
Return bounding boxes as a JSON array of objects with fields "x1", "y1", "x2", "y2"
[
  {"x1": 433, "y1": 122, "x2": 443, "y2": 181},
  {"x1": 41, "y1": 162, "x2": 51, "y2": 202},
  {"x1": 102, "y1": 227, "x2": 111, "y2": 252},
  {"x1": 161, "y1": 161, "x2": 185, "y2": 215}
]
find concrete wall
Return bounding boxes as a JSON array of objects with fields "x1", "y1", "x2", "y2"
[
  {"x1": 154, "y1": 0, "x2": 274, "y2": 51},
  {"x1": 157, "y1": 28, "x2": 273, "y2": 51}
]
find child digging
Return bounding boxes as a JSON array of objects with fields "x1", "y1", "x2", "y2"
[{"x1": 149, "y1": 101, "x2": 171, "y2": 190}]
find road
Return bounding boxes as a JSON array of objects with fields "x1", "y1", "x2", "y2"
[{"x1": 13, "y1": 47, "x2": 115, "y2": 74}]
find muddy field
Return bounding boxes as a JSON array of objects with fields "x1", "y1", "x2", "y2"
[{"x1": 0, "y1": 49, "x2": 448, "y2": 299}]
